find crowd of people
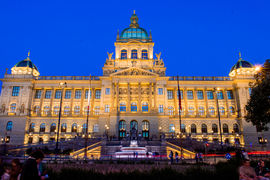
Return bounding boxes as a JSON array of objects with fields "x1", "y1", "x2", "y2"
[
  {"x1": 239, "y1": 159, "x2": 270, "y2": 180},
  {"x1": 0, "y1": 150, "x2": 48, "y2": 180}
]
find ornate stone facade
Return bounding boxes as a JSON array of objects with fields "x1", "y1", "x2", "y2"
[{"x1": 0, "y1": 12, "x2": 268, "y2": 150}]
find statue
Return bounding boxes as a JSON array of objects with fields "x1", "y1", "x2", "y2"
[
  {"x1": 107, "y1": 52, "x2": 113, "y2": 61},
  {"x1": 20, "y1": 104, "x2": 25, "y2": 114},
  {"x1": 155, "y1": 52, "x2": 161, "y2": 61}
]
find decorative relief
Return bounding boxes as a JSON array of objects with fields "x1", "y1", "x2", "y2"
[
  {"x1": 119, "y1": 88, "x2": 128, "y2": 95},
  {"x1": 130, "y1": 88, "x2": 138, "y2": 95},
  {"x1": 141, "y1": 88, "x2": 150, "y2": 95}
]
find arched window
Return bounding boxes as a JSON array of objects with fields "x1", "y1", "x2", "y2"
[
  {"x1": 181, "y1": 124, "x2": 186, "y2": 133},
  {"x1": 29, "y1": 123, "x2": 35, "y2": 132},
  {"x1": 6, "y1": 121, "x2": 13, "y2": 131},
  {"x1": 169, "y1": 124, "x2": 175, "y2": 133},
  {"x1": 212, "y1": 124, "x2": 218, "y2": 133},
  {"x1": 74, "y1": 106, "x2": 80, "y2": 115},
  {"x1": 40, "y1": 123, "x2": 46, "y2": 132},
  {"x1": 141, "y1": 50, "x2": 148, "y2": 59},
  {"x1": 233, "y1": 123, "x2": 239, "y2": 133},
  {"x1": 64, "y1": 106, "x2": 70, "y2": 115},
  {"x1": 168, "y1": 106, "x2": 174, "y2": 116},
  {"x1": 61, "y1": 123, "x2": 67, "y2": 133},
  {"x1": 53, "y1": 106, "x2": 59, "y2": 115},
  {"x1": 191, "y1": 124, "x2": 197, "y2": 133},
  {"x1": 131, "y1": 49, "x2": 137, "y2": 59},
  {"x1": 119, "y1": 120, "x2": 126, "y2": 138},
  {"x1": 130, "y1": 120, "x2": 138, "y2": 130},
  {"x1": 121, "y1": 49, "x2": 127, "y2": 59},
  {"x1": 43, "y1": 106, "x2": 50, "y2": 115},
  {"x1": 142, "y1": 120, "x2": 150, "y2": 138},
  {"x1": 120, "y1": 102, "x2": 126, "y2": 112},
  {"x1": 71, "y1": 123, "x2": 77, "y2": 132},
  {"x1": 229, "y1": 106, "x2": 235, "y2": 115},
  {"x1": 198, "y1": 106, "x2": 205, "y2": 116},
  {"x1": 33, "y1": 106, "x2": 40, "y2": 115},
  {"x1": 50, "y1": 123, "x2": 56, "y2": 133},
  {"x1": 201, "y1": 124, "x2": 207, "y2": 133},
  {"x1": 10, "y1": 103, "x2": 16, "y2": 113},
  {"x1": 188, "y1": 106, "x2": 195, "y2": 115},
  {"x1": 82, "y1": 123, "x2": 87, "y2": 133},
  {"x1": 209, "y1": 106, "x2": 215, "y2": 116},
  {"x1": 223, "y1": 124, "x2": 229, "y2": 133},
  {"x1": 142, "y1": 102, "x2": 148, "y2": 112},
  {"x1": 131, "y1": 102, "x2": 137, "y2": 112},
  {"x1": 219, "y1": 107, "x2": 225, "y2": 115}
]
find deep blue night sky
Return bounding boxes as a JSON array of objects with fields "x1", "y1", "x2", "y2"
[{"x1": 0, "y1": 0, "x2": 269, "y2": 79}]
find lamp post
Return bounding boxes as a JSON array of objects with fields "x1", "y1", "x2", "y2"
[
  {"x1": 214, "y1": 88, "x2": 223, "y2": 148},
  {"x1": 84, "y1": 75, "x2": 91, "y2": 160},
  {"x1": 177, "y1": 75, "x2": 184, "y2": 160},
  {"x1": 55, "y1": 82, "x2": 67, "y2": 153},
  {"x1": 1, "y1": 133, "x2": 9, "y2": 155}
]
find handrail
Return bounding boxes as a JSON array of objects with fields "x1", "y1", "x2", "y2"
[
  {"x1": 70, "y1": 141, "x2": 101, "y2": 156},
  {"x1": 166, "y1": 142, "x2": 195, "y2": 155}
]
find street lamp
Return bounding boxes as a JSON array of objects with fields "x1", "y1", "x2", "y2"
[
  {"x1": 55, "y1": 82, "x2": 67, "y2": 153},
  {"x1": 214, "y1": 88, "x2": 223, "y2": 148}
]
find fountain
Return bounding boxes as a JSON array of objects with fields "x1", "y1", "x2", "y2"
[{"x1": 115, "y1": 140, "x2": 152, "y2": 158}]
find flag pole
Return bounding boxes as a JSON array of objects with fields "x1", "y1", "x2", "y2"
[
  {"x1": 84, "y1": 75, "x2": 91, "y2": 160},
  {"x1": 177, "y1": 75, "x2": 183, "y2": 161}
]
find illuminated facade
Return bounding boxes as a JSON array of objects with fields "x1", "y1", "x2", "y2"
[{"x1": 0, "y1": 12, "x2": 267, "y2": 149}]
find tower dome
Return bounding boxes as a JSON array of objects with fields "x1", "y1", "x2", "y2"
[
  {"x1": 11, "y1": 51, "x2": 40, "y2": 76},
  {"x1": 118, "y1": 11, "x2": 151, "y2": 42},
  {"x1": 229, "y1": 52, "x2": 256, "y2": 77}
]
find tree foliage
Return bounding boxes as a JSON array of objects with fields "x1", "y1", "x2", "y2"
[{"x1": 245, "y1": 59, "x2": 270, "y2": 131}]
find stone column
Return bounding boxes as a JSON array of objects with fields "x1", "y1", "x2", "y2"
[
  {"x1": 174, "y1": 87, "x2": 178, "y2": 115},
  {"x1": 153, "y1": 83, "x2": 157, "y2": 110},
  {"x1": 183, "y1": 88, "x2": 188, "y2": 117},
  {"x1": 138, "y1": 83, "x2": 142, "y2": 112},
  {"x1": 116, "y1": 82, "x2": 119, "y2": 112},
  {"x1": 39, "y1": 88, "x2": 45, "y2": 116},
  {"x1": 204, "y1": 88, "x2": 209, "y2": 117},
  {"x1": 49, "y1": 87, "x2": 55, "y2": 116},
  {"x1": 149, "y1": 83, "x2": 153, "y2": 113},
  {"x1": 127, "y1": 82, "x2": 131, "y2": 113},
  {"x1": 70, "y1": 88, "x2": 75, "y2": 116},
  {"x1": 80, "y1": 88, "x2": 85, "y2": 116},
  {"x1": 91, "y1": 88, "x2": 95, "y2": 115},
  {"x1": 194, "y1": 88, "x2": 198, "y2": 117},
  {"x1": 224, "y1": 88, "x2": 230, "y2": 118},
  {"x1": 111, "y1": 82, "x2": 115, "y2": 110}
]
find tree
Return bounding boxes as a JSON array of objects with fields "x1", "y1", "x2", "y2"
[{"x1": 245, "y1": 59, "x2": 270, "y2": 131}]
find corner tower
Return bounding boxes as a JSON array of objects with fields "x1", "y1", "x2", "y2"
[{"x1": 103, "y1": 11, "x2": 166, "y2": 76}]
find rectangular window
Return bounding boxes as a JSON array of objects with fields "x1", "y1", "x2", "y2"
[
  {"x1": 158, "y1": 88, "x2": 163, "y2": 95},
  {"x1": 105, "y1": 88, "x2": 110, "y2": 95},
  {"x1": 65, "y1": 90, "x2": 71, "y2": 99},
  {"x1": 55, "y1": 90, "x2": 62, "y2": 99},
  {"x1": 34, "y1": 90, "x2": 42, "y2": 99},
  {"x1": 177, "y1": 90, "x2": 183, "y2": 99},
  {"x1": 207, "y1": 91, "x2": 214, "y2": 100},
  {"x1": 227, "y1": 90, "x2": 234, "y2": 99},
  {"x1": 158, "y1": 105, "x2": 164, "y2": 113},
  {"x1": 85, "y1": 89, "x2": 92, "y2": 99},
  {"x1": 45, "y1": 90, "x2": 52, "y2": 99},
  {"x1": 105, "y1": 105, "x2": 110, "y2": 112},
  {"x1": 167, "y1": 90, "x2": 173, "y2": 99},
  {"x1": 95, "y1": 89, "x2": 101, "y2": 99},
  {"x1": 187, "y1": 90, "x2": 193, "y2": 99},
  {"x1": 75, "y1": 90, "x2": 81, "y2": 99},
  {"x1": 12, "y1": 86, "x2": 20, "y2": 97},
  {"x1": 217, "y1": 91, "x2": 224, "y2": 99},
  {"x1": 197, "y1": 90, "x2": 204, "y2": 100}
]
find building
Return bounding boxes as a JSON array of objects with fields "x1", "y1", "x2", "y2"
[{"x1": 0, "y1": 12, "x2": 268, "y2": 150}]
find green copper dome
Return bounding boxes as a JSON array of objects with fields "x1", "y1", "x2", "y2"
[
  {"x1": 118, "y1": 11, "x2": 151, "y2": 42},
  {"x1": 15, "y1": 58, "x2": 38, "y2": 71},
  {"x1": 230, "y1": 53, "x2": 253, "y2": 73}
]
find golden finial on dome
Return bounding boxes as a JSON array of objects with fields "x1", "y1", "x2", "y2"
[
  {"x1": 26, "y1": 50, "x2": 30, "y2": 60},
  {"x1": 239, "y1": 51, "x2": 241, "y2": 58},
  {"x1": 133, "y1": 10, "x2": 135, "y2": 14}
]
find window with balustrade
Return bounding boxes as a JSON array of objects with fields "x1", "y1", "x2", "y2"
[
  {"x1": 141, "y1": 50, "x2": 148, "y2": 59},
  {"x1": 43, "y1": 106, "x2": 50, "y2": 115},
  {"x1": 105, "y1": 105, "x2": 110, "y2": 112},
  {"x1": 188, "y1": 106, "x2": 195, "y2": 115},
  {"x1": 142, "y1": 102, "x2": 148, "y2": 112},
  {"x1": 10, "y1": 103, "x2": 16, "y2": 113},
  {"x1": 207, "y1": 91, "x2": 214, "y2": 99},
  {"x1": 120, "y1": 102, "x2": 126, "y2": 112},
  {"x1": 64, "y1": 106, "x2": 70, "y2": 115},
  {"x1": 158, "y1": 105, "x2": 164, "y2": 113},
  {"x1": 187, "y1": 90, "x2": 194, "y2": 99},
  {"x1": 33, "y1": 106, "x2": 40, "y2": 115},
  {"x1": 197, "y1": 90, "x2": 204, "y2": 100},
  {"x1": 94, "y1": 106, "x2": 100, "y2": 115},
  {"x1": 209, "y1": 106, "x2": 215, "y2": 116},
  {"x1": 121, "y1": 49, "x2": 127, "y2": 59},
  {"x1": 53, "y1": 106, "x2": 59, "y2": 115},
  {"x1": 168, "y1": 106, "x2": 174, "y2": 116},
  {"x1": 229, "y1": 106, "x2": 235, "y2": 115},
  {"x1": 131, "y1": 49, "x2": 137, "y2": 59},
  {"x1": 75, "y1": 90, "x2": 82, "y2": 99},
  {"x1": 219, "y1": 106, "x2": 225, "y2": 115},
  {"x1": 167, "y1": 90, "x2": 173, "y2": 99},
  {"x1": 131, "y1": 102, "x2": 137, "y2": 112}
]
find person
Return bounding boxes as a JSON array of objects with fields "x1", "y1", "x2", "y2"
[
  {"x1": 20, "y1": 150, "x2": 44, "y2": 180},
  {"x1": 195, "y1": 153, "x2": 199, "y2": 164},
  {"x1": 169, "y1": 151, "x2": 173, "y2": 164},
  {"x1": 239, "y1": 159, "x2": 258, "y2": 180},
  {"x1": 10, "y1": 159, "x2": 22, "y2": 180},
  {"x1": 255, "y1": 160, "x2": 270, "y2": 179},
  {"x1": 1, "y1": 164, "x2": 11, "y2": 180},
  {"x1": 175, "y1": 152, "x2": 179, "y2": 163}
]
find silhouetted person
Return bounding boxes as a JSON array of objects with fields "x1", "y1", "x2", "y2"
[{"x1": 20, "y1": 150, "x2": 44, "y2": 180}]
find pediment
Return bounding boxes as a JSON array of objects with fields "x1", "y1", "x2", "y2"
[{"x1": 110, "y1": 67, "x2": 159, "y2": 77}]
